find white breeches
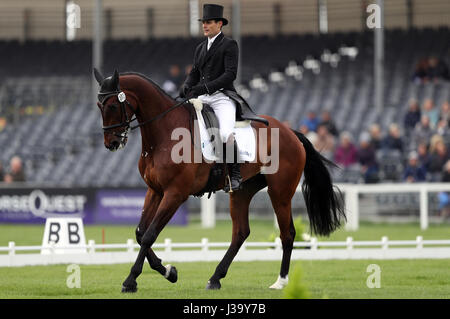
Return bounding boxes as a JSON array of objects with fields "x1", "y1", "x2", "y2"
[{"x1": 198, "y1": 92, "x2": 236, "y2": 142}]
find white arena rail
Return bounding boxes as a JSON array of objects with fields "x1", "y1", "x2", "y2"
[
  {"x1": 1, "y1": 236, "x2": 449, "y2": 267},
  {"x1": 200, "y1": 183, "x2": 450, "y2": 230}
]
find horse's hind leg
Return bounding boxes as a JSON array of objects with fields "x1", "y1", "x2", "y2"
[
  {"x1": 267, "y1": 189, "x2": 296, "y2": 290},
  {"x1": 206, "y1": 175, "x2": 265, "y2": 290}
]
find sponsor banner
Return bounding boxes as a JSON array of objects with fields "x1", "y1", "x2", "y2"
[
  {"x1": 95, "y1": 189, "x2": 188, "y2": 225},
  {"x1": 0, "y1": 187, "x2": 188, "y2": 225},
  {"x1": 0, "y1": 188, "x2": 94, "y2": 224}
]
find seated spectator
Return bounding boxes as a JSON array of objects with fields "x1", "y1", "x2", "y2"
[
  {"x1": 334, "y1": 131, "x2": 358, "y2": 168},
  {"x1": 357, "y1": 133, "x2": 379, "y2": 183},
  {"x1": 162, "y1": 64, "x2": 183, "y2": 98},
  {"x1": 411, "y1": 115, "x2": 434, "y2": 148},
  {"x1": 412, "y1": 58, "x2": 429, "y2": 83},
  {"x1": 428, "y1": 140, "x2": 450, "y2": 180},
  {"x1": 403, "y1": 99, "x2": 421, "y2": 133},
  {"x1": 426, "y1": 56, "x2": 450, "y2": 82},
  {"x1": 282, "y1": 120, "x2": 292, "y2": 128},
  {"x1": 417, "y1": 142, "x2": 431, "y2": 172},
  {"x1": 439, "y1": 101, "x2": 450, "y2": 123},
  {"x1": 438, "y1": 160, "x2": 450, "y2": 218},
  {"x1": 369, "y1": 124, "x2": 383, "y2": 151},
  {"x1": 403, "y1": 151, "x2": 427, "y2": 182},
  {"x1": 300, "y1": 111, "x2": 319, "y2": 132},
  {"x1": 382, "y1": 123, "x2": 403, "y2": 152},
  {"x1": 299, "y1": 124, "x2": 318, "y2": 145},
  {"x1": 313, "y1": 124, "x2": 335, "y2": 160},
  {"x1": 319, "y1": 110, "x2": 339, "y2": 137},
  {"x1": 422, "y1": 99, "x2": 439, "y2": 128},
  {"x1": 7, "y1": 156, "x2": 26, "y2": 182}
]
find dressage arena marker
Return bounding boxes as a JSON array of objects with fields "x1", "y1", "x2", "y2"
[{"x1": 40, "y1": 217, "x2": 87, "y2": 255}]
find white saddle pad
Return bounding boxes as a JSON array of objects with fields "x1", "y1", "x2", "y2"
[{"x1": 191, "y1": 99, "x2": 256, "y2": 162}]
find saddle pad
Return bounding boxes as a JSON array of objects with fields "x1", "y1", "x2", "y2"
[{"x1": 191, "y1": 99, "x2": 256, "y2": 162}]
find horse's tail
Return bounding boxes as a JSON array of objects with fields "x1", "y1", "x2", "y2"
[{"x1": 291, "y1": 129, "x2": 346, "y2": 236}]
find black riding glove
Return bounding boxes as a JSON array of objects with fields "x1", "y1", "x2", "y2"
[
  {"x1": 188, "y1": 84, "x2": 208, "y2": 98},
  {"x1": 179, "y1": 84, "x2": 191, "y2": 98}
]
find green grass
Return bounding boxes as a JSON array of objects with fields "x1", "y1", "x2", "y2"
[
  {"x1": 0, "y1": 221, "x2": 449, "y2": 299},
  {"x1": 0, "y1": 260, "x2": 448, "y2": 299}
]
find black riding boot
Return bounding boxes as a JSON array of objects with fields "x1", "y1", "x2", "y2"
[{"x1": 223, "y1": 141, "x2": 242, "y2": 192}]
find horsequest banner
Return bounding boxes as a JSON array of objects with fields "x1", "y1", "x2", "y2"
[{"x1": 0, "y1": 187, "x2": 187, "y2": 225}]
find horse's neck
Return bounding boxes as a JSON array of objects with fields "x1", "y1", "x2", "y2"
[{"x1": 135, "y1": 85, "x2": 190, "y2": 153}]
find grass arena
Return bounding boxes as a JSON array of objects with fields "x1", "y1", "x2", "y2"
[
  {"x1": 1, "y1": 0, "x2": 450, "y2": 302},
  {"x1": 0, "y1": 220, "x2": 449, "y2": 299}
]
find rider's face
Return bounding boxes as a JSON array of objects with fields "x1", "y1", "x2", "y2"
[{"x1": 202, "y1": 20, "x2": 222, "y2": 38}]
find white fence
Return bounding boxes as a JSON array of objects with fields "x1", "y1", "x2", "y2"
[
  {"x1": 1, "y1": 237, "x2": 450, "y2": 267},
  {"x1": 200, "y1": 183, "x2": 450, "y2": 230}
]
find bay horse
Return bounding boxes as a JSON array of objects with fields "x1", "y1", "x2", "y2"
[{"x1": 93, "y1": 69, "x2": 345, "y2": 292}]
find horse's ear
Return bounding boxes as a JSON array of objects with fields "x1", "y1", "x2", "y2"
[
  {"x1": 112, "y1": 69, "x2": 120, "y2": 89},
  {"x1": 93, "y1": 68, "x2": 104, "y2": 84}
]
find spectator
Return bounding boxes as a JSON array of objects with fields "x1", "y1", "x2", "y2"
[
  {"x1": 426, "y1": 56, "x2": 450, "y2": 82},
  {"x1": 300, "y1": 111, "x2": 319, "y2": 132},
  {"x1": 357, "y1": 133, "x2": 379, "y2": 183},
  {"x1": 369, "y1": 124, "x2": 383, "y2": 151},
  {"x1": 417, "y1": 142, "x2": 431, "y2": 172},
  {"x1": 0, "y1": 161, "x2": 4, "y2": 181},
  {"x1": 382, "y1": 123, "x2": 403, "y2": 152},
  {"x1": 437, "y1": 101, "x2": 450, "y2": 135},
  {"x1": 403, "y1": 99, "x2": 421, "y2": 133},
  {"x1": 162, "y1": 64, "x2": 183, "y2": 98},
  {"x1": 299, "y1": 124, "x2": 318, "y2": 145},
  {"x1": 412, "y1": 115, "x2": 434, "y2": 148},
  {"x1": 319, "y1": 110, "x2": 339, "y2": 137},
  {"x1": 428, "y1": 140, "x2": 450, "y2": 180},
  {"x1": 7, "y1": 156, "x2": 26, "y2": 182},
  {"x1": 403, "y1": 151, "x2": 427, "y2": 182},
  {"x1": 412, "y1": 58, "x2": 429, "y2": 83},
  {"x1": 313, "y1": 124, "x2": 335, "y2": 160},
  {"x1": 282, "y1": 120, "x2": 291, "y2": 128},
  {"x1": 422, "y1": 99, "x2": 439, "y2": 128},
  {"x1": 438, "y1": 160, "x2": 450, "y2": 218},
  {"x1": 334, "y1": 131, "x2": 358, "y2": 168}
]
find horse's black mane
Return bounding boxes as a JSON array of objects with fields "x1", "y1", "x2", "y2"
[{"x1": 120, "y1": 71, "x2": 176, "y2": 102}]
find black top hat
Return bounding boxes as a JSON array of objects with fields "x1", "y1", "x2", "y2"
[{"x1": 198, "y1": 4, "x2": 228, "y2": 26}]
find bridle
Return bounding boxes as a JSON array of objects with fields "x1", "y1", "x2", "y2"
[{"x1": 98, "y1": 89, "x2": 192, "y2": 139}]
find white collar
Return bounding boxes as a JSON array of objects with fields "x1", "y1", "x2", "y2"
[{"x1": 208, "y1": 32, "x2": 222, "y2": 46}]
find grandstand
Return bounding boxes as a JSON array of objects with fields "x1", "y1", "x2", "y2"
[{"x1": 0, "y1": 0, "x2": 449, "y2": 221}]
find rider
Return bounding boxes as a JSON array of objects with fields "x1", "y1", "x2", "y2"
[{"x1": 180, "y1": 3, "x2": 242, "y2": 192}]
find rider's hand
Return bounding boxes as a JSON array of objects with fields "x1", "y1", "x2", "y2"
[
  {"x1": 179, "y1": 84, "x2": 191, "y2": 98},
  {"x1": 189, "y1": 84, "x2": 208, "y2": 98}
]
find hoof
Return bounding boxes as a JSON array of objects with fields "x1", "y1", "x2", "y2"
[
  {"x1": 165, "y1": 264, "x2": 178, "y2": 283},
  {"x1": 121, "y1": 284, "x2": 137, "y2": 293},
  {"x1": 206, "y1": 280, "x2": 221, "y2": 290}
]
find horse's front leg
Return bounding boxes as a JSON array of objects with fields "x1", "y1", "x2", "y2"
[{"x1": 121, "y1": 190, "x2": 187, "y2": 293}]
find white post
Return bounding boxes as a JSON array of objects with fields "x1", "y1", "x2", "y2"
[
  {"x1": 345, "y1": 187, "x2": 359, "y2": 231},
  {"x1": 8, "y1": 241, "x2": 15, "y2": 267},
  {"x1": 201, "y1": 238, "x2": 209, "y2": 253},
  {"x1": 416, "y1": 236, "x2": 423, "y2": 249},
  {"x1": 381, "y1": 236, "x2": 388, "y2": 250},
  {"x1": 419, "y1": 187, "x2": 428, "y2": 230},
  {"x1": 346, "y1": 236, "x2": 353, "y2": 250},
  {"x1": 164, "y1": 238, "x2": 172, "y2": 253},
  {"x1": 88, "y1": 239, "x2": 95, "y2": 254},
  {"x1": 201, "y1": 194, "x2": 216, "y2": 228},
  {"x1": 126, "y1": 239, "x2": 134, "y2": 253},
  {"x1": 310, "y1": 237, "x2": 318, "y2": 250}
]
